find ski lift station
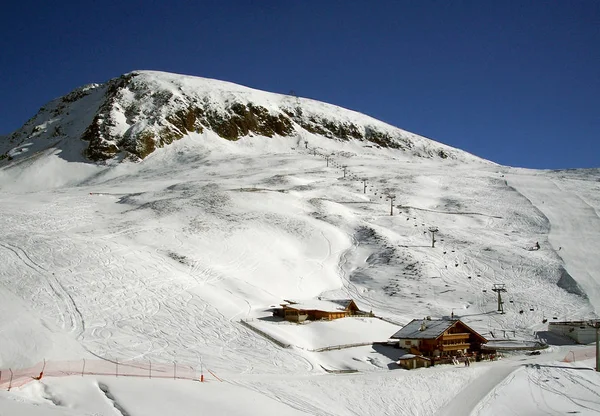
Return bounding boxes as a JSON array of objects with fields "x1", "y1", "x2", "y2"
[{"x1": 548, "y1": 320, "x2": 600, "y2": 344}]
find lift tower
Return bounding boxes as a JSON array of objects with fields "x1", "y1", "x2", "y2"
[
  {"x1": 386, "y1": 194, "x2": 396, "y2": 216},
  {"x1": 428, "y1": 226, "x2": 439, "y2": 248},
  {"x1": 491, "y1": 284, "x2": 507, "y2": 314}
]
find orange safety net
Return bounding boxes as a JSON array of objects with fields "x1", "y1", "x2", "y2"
[{"x1": 0, "y1": 359, "x2": 210, "y2": 390}]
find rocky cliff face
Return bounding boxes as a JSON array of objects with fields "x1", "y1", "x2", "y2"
[{"x1": 2, "y1": 71, "x2": 470, "y2": 163}]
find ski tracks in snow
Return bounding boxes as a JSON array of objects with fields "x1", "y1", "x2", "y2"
[{"x1": 0, "y1": 241, "x2": 85, "y2": 336}]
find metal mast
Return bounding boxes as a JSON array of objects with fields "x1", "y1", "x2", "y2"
[{"x1": 491, "y1": 284, "x2": 507, "y2": 314}]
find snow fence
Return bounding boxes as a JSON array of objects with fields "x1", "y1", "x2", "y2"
[{"x1": 0, "y1": 359, "x2": 220, "y2": 391}]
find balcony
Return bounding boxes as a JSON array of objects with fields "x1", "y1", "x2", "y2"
[
  {"x1": 440, "y1": 343, "x2": 470, "y2": 351},
  {"x1": 442, "y1": 333, "x2": 470, "y2": 341}
]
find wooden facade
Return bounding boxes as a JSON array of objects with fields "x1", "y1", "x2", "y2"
[{"x1": 391, "y1": 319, "x2": 487, "y2": 358}]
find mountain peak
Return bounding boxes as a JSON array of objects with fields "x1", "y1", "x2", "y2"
[{"x1": 1, "y1": 70, "x2": 482, "y2": 164}]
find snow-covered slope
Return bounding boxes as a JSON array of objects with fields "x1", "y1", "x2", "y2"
[{"x1": 0, "y1": 72, "x2": 598, "y2": 415}]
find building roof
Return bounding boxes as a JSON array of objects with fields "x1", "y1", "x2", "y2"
[
  {"x1": 330, "y1": 299, "x2": 357, "y2": 309},
  {"x1": 549, "y1": 319, "x2": 600, "y2": 328},
  {"x1": 390, "y1": 319, "x2": 458, "y2": 339},
  {"x1": 390, "y1": 319, "x2": 488, "y2": 343},
  {"x1": 281, "y1": 298, "x2": 358, "y2": 313}
]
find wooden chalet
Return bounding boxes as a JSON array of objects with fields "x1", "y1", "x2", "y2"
[
  {"x1": 390, "y1": 318, "x2": 487, "y2": 358},
  {"x1": 274, "y1": 299, "x2": 362, "y2": 322}
]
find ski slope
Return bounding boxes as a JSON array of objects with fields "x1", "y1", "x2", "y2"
[
  {"x1": 508, "y1": 170, "x2": 600, "y2": 313},
  {"x1": 0, "y1": 120, "x2": 599, "y2": 414}
]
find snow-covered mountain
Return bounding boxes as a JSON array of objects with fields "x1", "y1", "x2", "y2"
[
  {"x1": 0, "y1": 71, "x2": 599, "y2": 415},
  {"x1": 1, "y1": 71, "x2": 481, "y2": 164}
]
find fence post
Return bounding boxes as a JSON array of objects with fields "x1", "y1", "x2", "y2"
[
  {"x1": 8, "y1": 369, "x2": 13, "y2": 391},
  {"x1": 200, "y1": 357, "x2": 203, "y2": 383},
  {"x1": 82, "y1": 359, "x2": 86, "y2": 377},
  {"x1": 208, "y1": 369, "x2": 222, "y2": 382},
  {"x1": 174, "y1": 361, "x2": 177, "y2": 380},
  {"x1": 116, "y1": 359, "x2": 119, "y2": 378},
  {"x1": 34, "y1": 359, "x2": 47, "y2": 380},
  {"x1": 149, "y1": 360, "x2": 152, "y2": 379}
]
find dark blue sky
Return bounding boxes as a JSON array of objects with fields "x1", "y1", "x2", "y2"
[{"x1": 1, "y1": 1, "x2": 598, "y2": 168}]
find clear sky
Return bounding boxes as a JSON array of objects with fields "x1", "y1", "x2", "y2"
[{"x1": 1, "y1": 1, "x2": 598, "y2": 169}]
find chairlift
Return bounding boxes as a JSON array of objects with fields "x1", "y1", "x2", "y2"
[
  {"x1": 529, "y1": 308, "x2": 534, "y2": 311},
  {"x1": 509, "y1": 300, "x2": 513, "y2": 303}
]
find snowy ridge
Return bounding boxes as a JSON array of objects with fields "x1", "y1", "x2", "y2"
[{"x1": 1, "y1": 70, "x2": 486, "y2": 165}]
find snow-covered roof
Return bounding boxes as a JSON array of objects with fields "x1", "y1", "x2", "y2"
[
  {"x1": 283, "y1": 299, "x2": 355, "y2": 313},
  {"x1": 390, "y1": 319, "x2": 457, "y2": 339},
  {"x1": 330, "y1": 299, "x2": 354, "y2": 308},
  {"x1": 548, "y1": 320, "x2": 600, "y2": 328}
]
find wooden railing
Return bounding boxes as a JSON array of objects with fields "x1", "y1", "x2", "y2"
[
  {"x1": 442, "y1": 333, "x2": 470, "y2": 340},
  {"x1": 440, "y1": 343, "x2": 470, "y2": 351}
]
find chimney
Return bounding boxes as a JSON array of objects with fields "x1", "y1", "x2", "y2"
[{"x1": 420, "y1": 321, "x2": 427, "y2": 331}]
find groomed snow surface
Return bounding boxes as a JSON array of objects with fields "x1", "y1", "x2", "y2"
[{"x1": 0, "y1": 129, "x2": 599, "y2": 415}]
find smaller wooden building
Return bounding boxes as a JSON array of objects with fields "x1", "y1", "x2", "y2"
[
  {"x1": 274, "y1": 299, "x2": 362, "y2": 322},
  {"x1": 396, "y1": 354, "x2": 432, "y2": 370},
  {"x1": 390, "y1": 318, "x2": 487, "y2": 358}
]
